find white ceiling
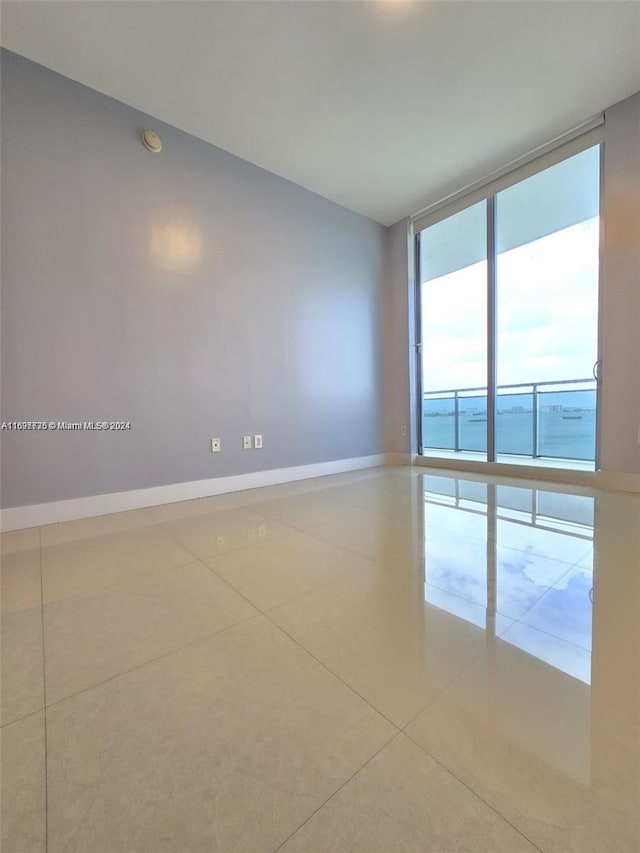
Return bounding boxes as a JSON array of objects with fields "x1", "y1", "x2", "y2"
[{"x1": 2, "y1": 1, "x2": 639, "y2": 225}]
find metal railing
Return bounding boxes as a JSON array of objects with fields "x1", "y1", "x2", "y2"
[{"x1": 422, "y1": 377, "x2": 597, "y2": 461}]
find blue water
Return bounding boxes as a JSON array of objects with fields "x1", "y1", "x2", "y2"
[{"x1": 423, "y1": 389, "x2": 596, "y2": 461}]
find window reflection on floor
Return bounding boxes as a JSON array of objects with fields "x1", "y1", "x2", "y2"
[
  {"x1": 423, "y1": 475, "x2": 594, "y2": 685},
  {"x1": 422, "y1": 474, "x2": 597, "y2": 784}
]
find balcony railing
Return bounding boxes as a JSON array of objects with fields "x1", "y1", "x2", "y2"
[{"x1": 422, "y1": 378, "x2": 597, "y2": 462}]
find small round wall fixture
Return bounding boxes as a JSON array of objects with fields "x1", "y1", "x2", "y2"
[{"x1": 141, "y1": 130, "x2": 162, "y2": 153}]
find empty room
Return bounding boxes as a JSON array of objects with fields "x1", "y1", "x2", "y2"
[{"x1": 1, "y1": 1, "x2": 639, "y2": 851}]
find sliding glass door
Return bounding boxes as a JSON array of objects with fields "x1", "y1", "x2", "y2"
[
  {"x1": 417, "y1": 143, "x2": 600, "y2": 470},
  {"x1": 420, "y1": 202, "x2": 487, "y2": 460},
  {"x1": 495, "y1": 147, "x2": 600, "y2": 464}
]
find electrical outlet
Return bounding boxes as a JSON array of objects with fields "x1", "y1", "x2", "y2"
[
  {"x1": 637, "y1": 427, "x2": 640, "y2": 445},
  {"x1": 210, "y1": 438, "x2": 221, "y2": 453},
  {"x1": 243, "y1": 435, "x2": 252, "y2": 449},
  {"x1": 254, "y1": 434, "x2": 263, "y2": 449},
  {"x1": 400, "y1": 425, "x2": 407, "y2": 436}
]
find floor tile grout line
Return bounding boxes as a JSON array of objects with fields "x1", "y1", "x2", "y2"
[
  {"x1": 301, "y1": 522, "x2": 421, "y2": 570},
  {"x1": 253, "y1": 493, "x2": 420, "y2": 529},
  {"x1": 38, "y1": 502, "x2": 411, "y2": 833},
  {"x1": 34, "y1": 486, "x2": 410, "y2": 723},
  {"x1": 42, "y1": 483, "x2": 418, "y2": 589},
  {"x1": 424, "y1": 552, "x2": 588, "y2": 636},
  {"x1": 152, "y1": 513, "x2": 303, "y2": 562},
  {"x1": 38, "y1": 555, "x2": 211, "y2": 611},
  {"x1": 421, "y1": 576, "x2": 551, "y2": 627},
  {"x1": 402, "y1": 727, "x2": 544, "y2": 853},
  {"x1": 155, "y1": 498, "x2": 522, "y2": 740},
  {"x1": 0, "y1": 706, "x2": 45, "y2": 728},
  {"x1": 266, "y1": 617, "x2": 402, "y2": 731},
  {"x1": 270, "y1": 730, "x2": 402, "y2": 853},
  {"x1": 26, "y1": 473, "x2": 590, "y2": 853},
  {"x1": 508, "y1": 613, "x2": 594, "y2": 655},
  {"x1": 6, "y1": 474, "x2": 608, "y2": 853},
  {"x1": 495, "y1": 540, "x2": 593, "y2": 568},
  {"x1": 400, "y1": 649, "x2": 488, "y2": 734},
  {"x1": 41, "y1": 612, "x2": 261, "y2": 713},
  {"x1": 0, "y1": 600, "x2": 46, "y2": 624},
  {"x1": 37, "y1": 518, "x2": 196, "y2": 608},
  {"x1": 208, "y1": 567, "x2": 400, "y2": 727},
  {"x1": 0, "y1": 704, "x2": 48, "y2": 730},
  {"x1": 153, "y1": 500, "x2": 427, "y2": 609},
  {"x1": 204, "y1": 543, "x2": 382, "y2": 616},
  {"x1": 503, "y1": 547, "x2": 593, "y2": 634},
  {"x1": 38, "y1": 525, "x2": 49, "y2": 853},
  {"x1": 289, "y1": 529, "x2": 430, "y2": 603},
  {"x1": 162, "y1": 531, "x2": 405, "y2": 733},
  {"x1": 402, "y1": 570, "x2": 593, "y2": 738},
  {"x1": 38, "y1": 514, "x2": 158, "y2": 550},
  {"x1": 152, "y1": 504, "x2": 348, "y2": 597},
  {"x1": 34, "y1": 481, "x2": 591, "y2": 716},
  {"x1": 491, "y1": 560, "x2": 583, "y2": 635},
  {"x1": 234, "y1": 505, "x2": 332, "y2": 535},
  {"x1": 392, "y1": 589, "x2": 596, "y2": 834}
]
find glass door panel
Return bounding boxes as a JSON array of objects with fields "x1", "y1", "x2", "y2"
[
  {"x1": 537, "y1": 384, "x2": 597, "y2": 461},
  {"x1": 419, "y1": 201, "x2": 487, "y2": 459},
  {"x1": 495, "y1": 146, "x2": 600, "y2": 468},
  {"x1": 496, "y1": 387, "x2": 534, "y2": 456},
  {"x1": 458, "y1": 392, "x2": 488, "y2": 452}
]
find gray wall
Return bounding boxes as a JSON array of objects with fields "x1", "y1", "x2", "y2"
[
  {"x1": 382, "y1": 219, "x2": 412, "y2": 455},
  {"x1": 0, "y1": 50, "x2": 386, "y2": 508},
  {"x1": 599, "y1": 92, "x2": 640, "y2": 474}
]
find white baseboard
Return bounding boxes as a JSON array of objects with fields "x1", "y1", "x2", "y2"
[
  {"x1": 415, "y1": 455, "x2": 640, "y2": 494},
  {"x1": 7, "y1": 451, "x2": 632, "y2": 533},
  {"x1": 0, "y1": 454, "x2": 389, "y2": 532}
]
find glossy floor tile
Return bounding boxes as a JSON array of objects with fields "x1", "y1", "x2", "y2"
[
  {"x1": 46, "y1": 617, "x2": 395, "y2": 853},
  {"x1": 41, "y1": 524, "x2": 194, "y2": 605},
  {"x1": 517, "y1": 558, "x2": 594, "y2": 651},
  {"x1": 43, "y1": 561, "x2": 257, "y2": 704},
  {"x1": 206, "y1": 530, "x2": 375, "y2": 611},
  {"x1": 405, "y1": 643, "x2": 639, "y2": 852},
  {"x1": 0, "y1": 527, "x2": 41, "y2": 616},
  {"x1": 422, "y1": 526, "x2": 585, "y2": 620},
  {"x1": 270, "y1": 569, "x2": 495, "y2": 726},
  {"x1": 245, "y1": 491, "x2": 359, "y2": 530},
  {"x1": 1, "y1": 466, "x2": 639, "y2": 852},
  {"x1": 141, "y1": 492, "x2": 244, "y2": 523},
  {"x1": 328, "y1": 480, "x2": 423, "y2": 520},
  {"x1": 306, "y1": 505, "x2": 423, "y2": 565},
  {"x1": 280, "y1": 734, "x2": 536, "y2": 852},
  {"x1": 1, "y1": 606, "x2": 44, "y2": 725},
  {"x1": 39, "y1": 509, "x2": 154, "y2": 547},
  {"x1": 0, "y1": 711, "x2": 46, "y2": 853},
  {"x1": 162, "y1": 506, "x2": 296, "y2": 561}
]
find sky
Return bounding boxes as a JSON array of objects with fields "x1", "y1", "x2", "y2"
[{"x1": 421, "y1": 217, "x2": 599, "y2": 393}]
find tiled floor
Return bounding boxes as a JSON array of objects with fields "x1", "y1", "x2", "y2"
[{"x1": 1, "y1": 466, "x2": 639, "y2": 852}]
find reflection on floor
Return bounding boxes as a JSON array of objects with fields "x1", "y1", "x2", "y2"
[
  {"x1": 2, "y1": 466, "x2": 639, "y2": 852},
  {"x1": 422, "y1": 448, "x2": 595, "y2": 471},
  {"x1": 423, "y1": 477, "x2": 594, "y2": 682}
]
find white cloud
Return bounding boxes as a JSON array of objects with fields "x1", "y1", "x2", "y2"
[{"x1": 421, "y1": 219, "x2": 599, "y2": 392}]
